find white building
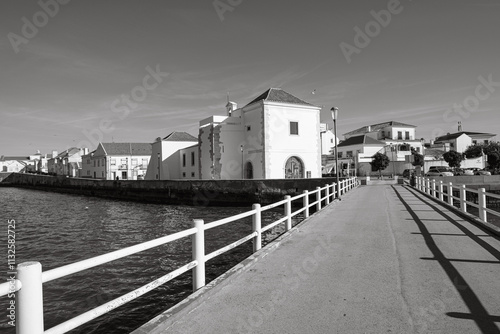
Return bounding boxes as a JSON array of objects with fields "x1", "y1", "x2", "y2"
[
  {"x1": 320, "y1": 123, "x2": 339, "y2": 156},
  {"x1": 198, "y1": 88, "x2": 322, "y2": 179},
  {"x1": 434, "y1": 131, "x2": 496, "y2": 153},
  {"x1": 144, "y1": 132, "x2": 199, "y2": 180},
  {"x1": 335, "y1": 121, "x2": 424, "y2": 176},
  {"x1": 82, "y1": 143, "x2": 151, "y2": 180}
]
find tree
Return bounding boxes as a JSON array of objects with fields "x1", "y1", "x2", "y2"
[
  {"x1": 443, "y1": 150, "x2": 464, "y2": 169},
  {"x1": 371, "y1": 153, "x2": 390, "y2": 178},
  {"x1": 463, "y1": 141, "x2": 500, "y2": 169}
]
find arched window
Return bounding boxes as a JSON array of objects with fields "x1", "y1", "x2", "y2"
[
  {"x1": 285, "y1": 156, "x2": 304, "y2": 179},
  {"x1": 245, "y1": 162, "x2": 253, "y2": 179}
]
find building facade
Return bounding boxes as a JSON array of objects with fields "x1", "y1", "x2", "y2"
[
  {"x1": 198, "y1": 88, "x2": 322, "y2": 180},
  {"x1": 144, "y1": 132, "x2": 199, "y2": 180},
  {"x1": 82, "y1": 143, "x2": 151, "y2": 180}
]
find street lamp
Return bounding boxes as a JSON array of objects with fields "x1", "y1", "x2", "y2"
[
  {"x1": 331, "y1": 107, "x2": 340, "y2": 199},
  {"x1": 157, "y1": 152, "x2": 160, "y2": 180},
  {"x1": 240, "y1": 145, "x2": 244, "y2": 179},
  {"x1": 390, "y1": 144, "x2": 396, "y2": 179}
]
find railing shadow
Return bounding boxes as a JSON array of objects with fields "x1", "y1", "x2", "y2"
[{"x1": 391, "y1": 185, "x2": 500, "y2": 334}]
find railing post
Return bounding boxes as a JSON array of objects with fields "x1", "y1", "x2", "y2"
[
  {"x1": 431, "y1": 179, "x2": 436, "y2": 197},
  {"x1": 478, "y1": 188, "x2": 487, "y2": 222},
  {"x1": 460, "y1": 185, "x2": 467, "y2": 213},
  {"x1": 332, "y1": 182, "x2": 336, "y2": 200},
  {"x1": 192, "y1": 219, "x2": 205, "y2": 291},
  {"x1": 316, "y1": 187, "x2": 321, "y2": 211},
  {"x1": 448, "y1": 182, "x2": 454, "y2": 206},
  {"x1": 17, "y1": 261, "x2": 44, "y2": 334},
  {"x1": 252, "y1": 204, "x2": 262, "y2": 252},
  {"x1": 325, "y1": 185, "x2": 330, "y2": 205},
  {"x1": 303, "y1": 190, "x2": 309, "y2": 218},
  {"x1": 426, "y1": 178, "x2": 431, "y2": 195},
  {"x1": 438, "y1": 180, "x2": 444, "y2": 201},
  {"x1": 285, "y1": 195, "x2": 292, "y2": 231}
]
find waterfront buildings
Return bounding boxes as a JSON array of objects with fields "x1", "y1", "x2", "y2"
[
  {"x1": 433, "y1": 130, "x2": 496, "y2": 153},
  {"x1": 81, "y1": 143, "x2": 151, "y2": 180},
  {"x1": 144, "y1": 132, "x2": 199, "y2": 180},
  {"x1": 334, "y1": 121, "x2": 424, "y2": 176},
  {"x1": 198, "y1": 88, "x2": 322, "y2": 179},
  {"x1": 47, "y1": 147, "x2": 88, "y2": 177}
]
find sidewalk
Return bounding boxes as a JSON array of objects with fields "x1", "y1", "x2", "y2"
[{"x1": 133, "y1": 185, "x2": 500, "y2": 334}]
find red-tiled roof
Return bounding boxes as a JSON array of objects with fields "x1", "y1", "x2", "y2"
[
  {"x1": 101, "y1": 143, "x2": 152, "y2": 156},
  {"x1": 435, "y1": 131, "x2": 496, "y2": 142},
  {"x1": 244, "y1": 88, "x2": 313, "y2": 107},
  {"x1": 163, "y1": 131, "x2": 198, "y2": 142},
  {"x1": 337, "y1": 135, "x2": 385, "y2": 147},
  {"x1": 344, "y1": 121, "x2": 416, "y2": 137}
]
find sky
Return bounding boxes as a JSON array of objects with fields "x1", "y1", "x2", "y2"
[{"x1": 0, "y1": 0, "x2": 499, "y2": 156}]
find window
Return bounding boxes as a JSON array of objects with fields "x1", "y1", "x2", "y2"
[
  {"x1": 405, "y1": 131, "x2": 410, "y2": 140},
  {"x1": 330, "y1": 139, "x2": 334, "y2": 143},
  {"x1": 182, "y1": 154, "x2": 186, "y2": 167},
  {"x1": 121, "y1": 158, "x2": 127, "y2": 165},
  {"x1": 182, "y1": 172, "x2": 186, "y2": 177},
  {"x1": 191, "y1": 172, "x2": 195, "y2": 177},
  {"x1": 97, "y1": 160, "x2": 100, "y2": 167},
  {"x1": 131, "y1": 159, "x2": 138, "y2": 166},
  {"x1": 246, "y1": 125, "x2": 251, "y2": 131},
  {"x1": 398, "y1": 131, "x2": 403, "y2": 140},
  {"x1": 93, "y1": 160, "x2": 96, "y2": 167},
  {"x1": 290, "y1": 121, "x2": 299, "y2": 135},
  {"x1": 87, "y1": 170, "x2": 90, "y2": 176},
  {"x1": 142, "y1": 158, "x2": 148, "y2": 166},
  {"x1": 191, "y1": 152, "x2": 195, "y2": 166},
  {"x1": 110, "y1": 159, "x2": 116, "y2": 166},
  {"x1": 338, "y1": 152, "x2": 343, "y2": 158},
  {"x1": 346, "y1": 151, "x2": 353, "y2": 158}
]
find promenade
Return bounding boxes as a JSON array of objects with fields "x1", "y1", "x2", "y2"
[{"x1": 134, "y1": 184, "x2": 500, "y2": 334}]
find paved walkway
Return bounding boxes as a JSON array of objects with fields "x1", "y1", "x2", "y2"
[{"x1": 134, "y1": 185, "x2": 500, "y2": 334}]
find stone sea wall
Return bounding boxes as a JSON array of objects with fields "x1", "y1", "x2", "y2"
[{"x1": 2, "y1": 173, "x2": 344, "y2": 206}]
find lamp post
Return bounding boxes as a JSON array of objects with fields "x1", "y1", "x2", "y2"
[
  {"x1": 157, "y1": 152, "x2": 160, "y2": 180},
  {"x1": 240, "y1": 145, "x2": 244, "y2": 179},
  {"x1": 331, "y1": 107, "x2": 340, "y2": 199},
  {"x1": 390, "y1": 144, "x2": 396, "y2": 179}
]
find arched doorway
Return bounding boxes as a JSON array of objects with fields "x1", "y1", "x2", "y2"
[
  {"x1": 285, "y1": 156, "x2": 304, "y2": 179},
  {"x1": 245, "y1": 161, "x2": 253, "y2": 179}
]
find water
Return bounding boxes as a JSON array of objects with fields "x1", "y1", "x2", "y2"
[{"x1": 0, "y1": 187, "x2": 296, "y2": 333}]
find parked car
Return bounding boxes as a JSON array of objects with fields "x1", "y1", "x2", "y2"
[
  {"x1": 454, "y1": 168, "x2": 474, "y2": 176},
  {"x1": 425, "y1": 167, "x2": 454, "y2": 177},
  {"x1": 475, "y1": 169, "x2": 491, "y2": 176}
]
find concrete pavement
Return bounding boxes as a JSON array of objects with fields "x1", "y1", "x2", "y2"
[{"x1": 133, "y1": 185, "x2": 500, "y2": 334}]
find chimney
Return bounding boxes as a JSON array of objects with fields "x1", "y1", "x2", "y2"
[
  {"x1": 367, "y1": 125, "x2": 371, "y2": 132},
  {"x1": 458, "y1": 121, "x2": 462, "y2": 132}
]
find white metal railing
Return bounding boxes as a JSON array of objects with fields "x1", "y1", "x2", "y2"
[
  {"x1": 0, "y1": 177, "x2": 359, "y2": 334},
  {"x1": 414, "y1": 176, "x2": 500, "y2": 224}
]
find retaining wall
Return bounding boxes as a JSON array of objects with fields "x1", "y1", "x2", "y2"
[{"x1": 2, "y1": 173, "x2": 346, "y2": 206}]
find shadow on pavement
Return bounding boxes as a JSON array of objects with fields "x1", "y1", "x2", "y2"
[{"x1": 391, "y1": 185, "x2": 500, "y2": 334}]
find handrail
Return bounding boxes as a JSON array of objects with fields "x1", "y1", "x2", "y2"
[
  {"x1": 1, "y1": 177, "x2": 359, "y2": 334},
  {"x1": 414, "y1": 176, "x2": 500, "y2": 223}
]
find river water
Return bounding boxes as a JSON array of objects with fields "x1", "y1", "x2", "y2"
[{"x1": 0, "y1": 187, "x2": 297, "y2": 333}]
